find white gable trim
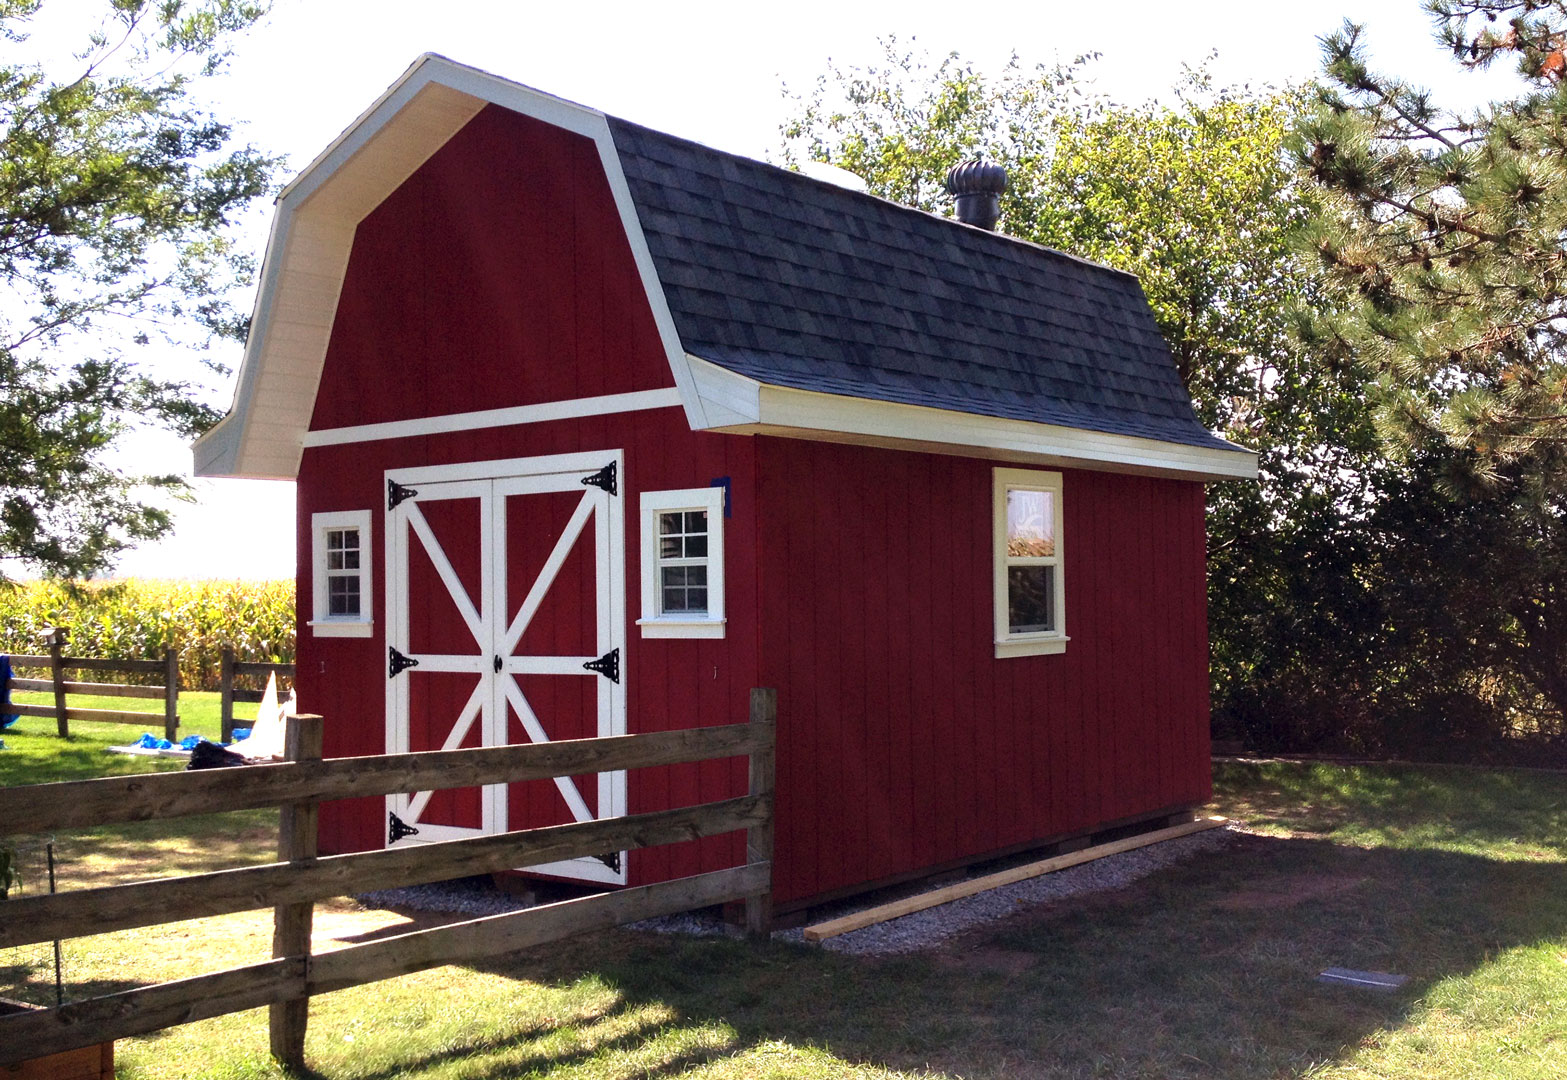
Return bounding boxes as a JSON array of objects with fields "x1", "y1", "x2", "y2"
[
  {"x1": 300, "y1": 388, "x2": 683, "y2": 448},
  {"x1": 193, "y1": 54, "x2": 704, "y2": 480},
  {"x1": 686, "y1": 356, "x2": 1258, "y2": 482}
]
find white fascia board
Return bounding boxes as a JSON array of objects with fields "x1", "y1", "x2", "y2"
[
  {"x1": 193, "y1": 53, "x2": 699, "y2": 479},
  {"x1": 688, "y1": 356, "x2": 1256, "y2": 481}
]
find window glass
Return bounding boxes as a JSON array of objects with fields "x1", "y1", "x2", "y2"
[
  {"x1": 1007, "y1": 490, "x2": 1054, "y2": 557},
  {"x1": 1007, "y1": 565, "x2": 1053, "y2": 634}
]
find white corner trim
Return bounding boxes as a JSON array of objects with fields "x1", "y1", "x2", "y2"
[
  {"x1": 307, "y1": 620, "x2": 375, "y2": 638},
  {"x1": 689, "y1": 369, "x2": 1257, "y2": 482},
  {"x1": 302, "y1": 387, "x2": 683, "y2": 448}
]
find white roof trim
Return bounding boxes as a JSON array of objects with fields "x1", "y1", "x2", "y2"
[
  {"x1": 687, "y1": 356, "x2": 1258, "y2": 482},
  {"x1": 193, "y1": 54, "x2": 704, "y2": 480}
]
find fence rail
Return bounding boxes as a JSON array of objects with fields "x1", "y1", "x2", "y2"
[
  {"x1": 7, "y1": 628, "x2": 180, "y2": 740},
  {"x1": 0, "y1": 688, "x2": 777, "y2": 1071}
]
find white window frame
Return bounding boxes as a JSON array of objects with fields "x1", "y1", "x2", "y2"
[
  {"x1": 993, "y1": 467, "x2": 1067, "y2": 658},
  {"x1": 310, "y1": 509, "x2": 373, "y2": 637},
  {"x1": 638, "y1": 487, "x2": 726, "y2": 639}
]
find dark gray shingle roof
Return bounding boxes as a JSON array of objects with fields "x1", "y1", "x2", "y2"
[{"x1": 607, "y1": 117, "x2": 1238, "y2": 453}]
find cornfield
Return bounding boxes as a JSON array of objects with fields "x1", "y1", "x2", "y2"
[{"x1": 0, "y1": 579, "x2": 295, "y2": 691}]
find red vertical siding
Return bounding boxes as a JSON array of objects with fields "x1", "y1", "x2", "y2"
[
  {"x1": 296, "y1": 98, "x2": 1213, "y2": 907},
  {"x1": 755, "y1": 438, "x2": 1212, "y2": 905}
]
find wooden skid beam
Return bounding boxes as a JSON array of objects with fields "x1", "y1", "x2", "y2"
[
  {"x1": 0, "y1": 722, "x2": 769, "y2": 836},
  {"x1": 0, "y1": 957, "x2": 305, "y2": 1067},
  {"x1": 8, "y1": 678, "x2": 167, "y2": 698},
  {"x1": 2, "y1": 703, "x2": 165, "y2": 725},
  {"x1": 0, "y1": 795, "x2": 769, "y2": 949},
  {"x1": 801, "y1": 818, "x2": 1227, "y2": 942},
  {"x1": 309, "y1": 863, "x2": 769, "y2": 993}
]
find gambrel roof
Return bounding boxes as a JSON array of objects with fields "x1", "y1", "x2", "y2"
[
  {"x1": 609, "y1": 118, "x2": 1234, "y2": 453},
  {"x1": 194, "y1": 55, "x2": 1255, "y2": 482}
]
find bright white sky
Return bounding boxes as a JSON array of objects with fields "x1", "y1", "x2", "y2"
[{"x1": 83, "y1": 0, "x2": 1527, "y2": 580}]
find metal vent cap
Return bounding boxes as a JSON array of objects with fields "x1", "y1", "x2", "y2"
[{"x1": 945, "y1": 157, "x2": 1008, "y2": 231}]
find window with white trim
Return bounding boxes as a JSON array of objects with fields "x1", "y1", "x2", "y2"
[
  {"x1": 638, "y1": 487, "x2": 725, "y2": 639},
  {"x1": 310, "y1": 510, "x2": 373, "y2": 637},
  {"x1": 993, "y1": 468, "x2": 1066, "y2": 658}
]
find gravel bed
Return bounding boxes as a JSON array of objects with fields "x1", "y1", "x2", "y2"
[
  {"x1": 794, "y1": 826, "x2": 1234, "y2": 955},
  {"x1": 356, "y1": 876, "x2": 533, "y2": 917},
  {"x1": 355, "y1": 828, "x2": 1234, "y2": 955}
]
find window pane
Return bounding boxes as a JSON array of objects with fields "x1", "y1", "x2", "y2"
[
  {"x1": 659, "y1": 512, "x2": 681, "y2": 535},
  {"x1": 687, "y1": 587, "x2": 708, "y2": 612},
  {"x1": 662, "y1": 566, "x2": 687, "y2": 588},
  {"x1": 686, "y1": 565, "x2": 707, "y2": 587},
  {"x1": 1007, "y1": 490, "x2": 1054, "y2": 558},
  {"x1": 684, "y1": 510, "x2": 707, "y2": 533},
  {"x1": 685, "y1": 535, "x2": 707, "y2": 558},
  {"x1": 660, "y1": 536, "x2": 683, "y2": 559},
  {"x1": 663, "y1": 587, "x2": 688, "y2": 612},
  {"x1": 327, "y1": 574, "x2": 361, "y2": 618},
  {"x1": 1007, "y1": 565, "x2": 1054, "y2": 634}
]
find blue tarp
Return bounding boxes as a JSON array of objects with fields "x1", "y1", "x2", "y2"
[{"x1": 1, "y1": 655, "x2": 16, "y2": 729}]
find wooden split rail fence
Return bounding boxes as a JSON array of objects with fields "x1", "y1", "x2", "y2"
[
  {"x1": 3, "y1": 633, "x2": 296, "y2": 742},
  {"x1": 0, "y1": 688, "x2": 776, "y2": 1070},
  {"x1": 7, "y1": 628, "x2": 180, "y2": 741}
]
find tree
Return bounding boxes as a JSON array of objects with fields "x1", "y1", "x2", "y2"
[
  {"x1": 0, "y1": 0, "x2": 278, "y2": 578},
  {"x1": 1294, "y1": 5, "x2": 1567, "y2": 485},
  {"x1": 782, "y1": 44, "x2": 1382, "y2": 732}
]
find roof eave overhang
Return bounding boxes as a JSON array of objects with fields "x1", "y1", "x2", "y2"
[
  {"x1": 192, "y1": 54, "x2": 706, "y2": 480},
  {"x1": 687, "y1": 355, "x2": 1259, "y2": 483}
]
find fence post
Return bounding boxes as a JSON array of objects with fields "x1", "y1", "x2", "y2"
[
  {"x1": 270, "y1": 713, "x2": 324, "y2": 1069},
  {"x1": 745, "y1": 687, "x2": 776, "y2": 939},
  {"x1": 220, "y1": 647, "x2": 235, "y2": 744},
  {"x1": 42, "y1": 627, "x2": 68, "y2": 738},
  {"x1": 162, "y1": 647, "x2": 180, "y2": 743}
]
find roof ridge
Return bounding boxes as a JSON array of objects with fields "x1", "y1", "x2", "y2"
[{"x1": 603, "y1": 115, "x2": 1139, "y2": 283}]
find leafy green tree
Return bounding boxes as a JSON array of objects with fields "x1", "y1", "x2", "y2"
[
  {"x1": 782, "y1": 45, "x2": 1381, "y2": 726},
  {"x1": 1294, "y1": 6, "x2": 1567, "y2": 483},
  {"x1": 0, "y1": 0, "x2": 278, "y2": 578}
]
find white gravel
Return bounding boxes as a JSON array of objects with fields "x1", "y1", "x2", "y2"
[{"x1": 357, "y1": 827, "x2": 1234, "y2": 956}]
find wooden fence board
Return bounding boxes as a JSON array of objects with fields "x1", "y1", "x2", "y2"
[
  {"x1": 8, "y1": 678, "x2": 166, "y2": 699},
  {"x1": 0, "y1": 723, "x2": 769, "y2": 836},
  {"x1": 58, "y1": 657, "x2": 166, "y2": 675},
  {"x1": 0, "y1": 796, "x2": 769, "y2": 949},
  {"x1": 309, "y1": 863, "x2": 769, "y2": 994},
  {"x1": 0, "y1": 958, "x2": 305, "y2": 1067}
]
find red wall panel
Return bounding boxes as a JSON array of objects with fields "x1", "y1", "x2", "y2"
[
  {"x1": 296, "y1": 99, "x2": 1212, "y2": 909},
  {"x1": 309, "y1": 105, "x2": 674, "y2": 433},
  {"x1": 755, "y1": 438, "x2": 1212, "y2": 904}
]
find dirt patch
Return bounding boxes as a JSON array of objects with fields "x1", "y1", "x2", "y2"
[
  {"x1": 936, "y1": 946, "x2": 1038, "y2": 976},
  {"x1": 1214, "y1": 872, "x2": 1365, "y2": 911}
]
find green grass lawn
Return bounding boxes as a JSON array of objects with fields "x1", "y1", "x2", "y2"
[{"x1": 4, "y1": 737, "x2": 1567, "y2": 1078}]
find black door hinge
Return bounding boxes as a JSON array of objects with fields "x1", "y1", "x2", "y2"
[
  {"x1": 580, "y1": 462, "x2": 617, "y2": 496},
  {"x1": 388, "y1": 479, "x2": 419, "y2": 511},
  {"x1": 493, "y1": 654, "x2": 503, "y2": 673},
  {"x1": 595, "y1": 851, "x2": 622, "y2": 873},
  {"x1": 389, "y1": 812, "x2": 420, "y2": 843},
  {"x1": 389, "y1": 646, "x2": 420, "y2": 678},
  {"x1": 582, "y1": 647, "x2": 620, "y2": 684}
]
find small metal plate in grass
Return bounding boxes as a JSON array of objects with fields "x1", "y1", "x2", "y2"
[{"x1": 1318, "y1": 967, "x2": 1409, "y2": 991}]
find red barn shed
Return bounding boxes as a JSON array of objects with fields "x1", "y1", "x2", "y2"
[{"x1": 195, "y1": 56, "x2": 1256, "y2": 910}]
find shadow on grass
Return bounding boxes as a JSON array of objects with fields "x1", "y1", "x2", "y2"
[{"x1": 440, "y1": 834, "x2": 1567, "y2": 1079}]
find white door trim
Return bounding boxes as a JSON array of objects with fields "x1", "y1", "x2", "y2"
[{"x1": 384, "y1": 451, "x2": 627, "y2": 885}]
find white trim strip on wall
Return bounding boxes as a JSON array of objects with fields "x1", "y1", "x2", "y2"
[{"x1": 302, "y1": 387, "x2": 683, "y2": 448}]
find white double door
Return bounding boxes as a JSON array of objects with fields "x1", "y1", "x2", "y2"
[{"x1": 384, "y1": 451, "x2": 627, "y2": 884}]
